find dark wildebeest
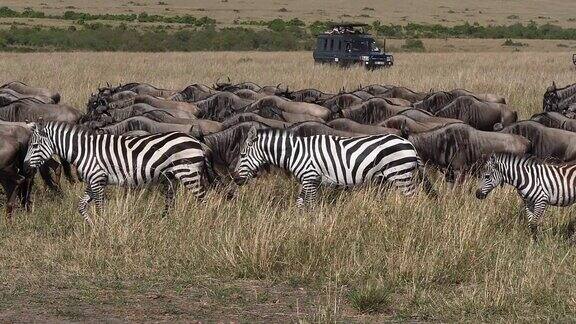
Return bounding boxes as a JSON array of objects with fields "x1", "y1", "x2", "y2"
[
  {"x1": 93, "y1": 103, "x2": 196, "y2": 124},
  {"x1": 222, "y1": 112, "x2": 291, "y2": 129},
  {"x1": 543, "y1": 81, "x2": 576, "y2": 112},
  {"x1": 87, "y1": 90, "x2": 138, "y2": 113},
  {"x1": 380, "y1": 115, "x2": 462, "y2": 134},
  {"x1": 360, "y1": 84, "x2": 394, "y2": 96},
  {"x1": 319, "y1": 93, "x2": 364, "y2": 114},
  {"x1": 244, "y1": 96, "x2": 331, "y2": 121},
  {"x1": 1, "y1": 81, "x2": 60, "y2": 103},
  {"x1": 202, "y1": 121, "x2": 270, "y2": 171},
  {"x1": 350, "y1": 90, "x2": 374, "y2": 100},
  {"x1": 407, "y1": 123, "x2": 531, "y2": 183},
  {"x1": 287, "y1": 121, "x2": 360, "y2": 137},
  {"x1": 214, "y1": 80, "x2": 262, "y2": 92},
  {"x1": 0, "y1": 88, "x2": 55, "y2": 106},
  {"x1": 530, "y1": 112, "x2": 576, "y2": 132},
  {"x1": 435, "y1": 96, "x2": 518, "y2": 131},
  {"x1": 232, "y1": 88, "x2": 269, "y2": 101},
  {"x1": 134, "y1": 94, "x2": 200, "y2": 116},
  {"x1": 0, "y1": 121, "x2": 63, "y2": 194},
  {"x1": 378, "y1": 86, "x2": 429, "y2": 103},
  {"x1": 0, "y1": 98, "x2": 82, "y2": 124},
  {"x1": 174, "y1": 84, "x2": 218, "y2": 101},
  {"x1": 449, "y1": 89, "x2": 506, "y2": 104},
  {"x1": 340, "y1": 98, "x2": 411, "y2": 124},
  {"x1": 328, "y1": 118, "x2": 402, "y2": 136},
  {"x1": 285, "y1": 88, "x2": 334, "y2": 103},
  {"x1": 413, "y1": 91, "x2": 456, "y2": 113},
  {"x1": 255, "y1": 105, "x2": 325, "y2": 123},
  {"x1": 194, "y1": 92, "x2": 253, "y2": 121},
  {"x1": 556, "y1": 93, "x2": 576, "y2": 115},
  {"x1": 106, "y1": 82, "x2": 177, "y2": 99},
  {"x1": 0, "y1": 135, "x2": 27, "y2": 219},
  {"x1": 499, "y1": 121, "x2": 576, "y2": 163},
  {"x1": 98, "y1": 116, "x2": 223, "y2": 137}
]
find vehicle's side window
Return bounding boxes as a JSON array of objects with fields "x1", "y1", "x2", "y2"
[
  {"x1": 329, "y1": 39, "x2": 334, "y2": 51},
  {"x1": 346, "y1": 42, "x2": 351, "y2": 52},
  {"x1": 323, "y1": 39, "x2": 328, "y2": 50},
  {"x1": 337, "y1": 40, "x2": 342, "y2": 51}
]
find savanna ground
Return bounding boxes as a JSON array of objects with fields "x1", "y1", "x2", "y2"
[{"x1": 1, "y1": 52, "x2": 576, "y2": 322}]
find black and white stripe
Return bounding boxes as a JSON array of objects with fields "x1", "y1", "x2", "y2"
[
  {"x1": 476, "y1": 153, "x2": 576, "y2": 240},
  {"x1": 24, "y1": 121, "x2": 208, "y2": 222},
  {"x1": 234, "y1": 127, "x2": 433, "y2": 206}
]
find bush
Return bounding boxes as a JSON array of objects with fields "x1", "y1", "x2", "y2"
[
  {"x1": 502, "y1": 38, "x2": 527, "y2": 46},
  {"x1": 348, "y1": 281, "x2": 391, "y2": 314},
  {"x1": 402, "y1": 38, "x2": 425, "y2": 51}
]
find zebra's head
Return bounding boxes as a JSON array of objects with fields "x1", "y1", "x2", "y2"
[
  {"x1": 233, "y1": 126, "x2": 263, "y2": 185},
  {"x1": 24, "y1": 122, "x2": 54, "y2": 172},
  {"x1": 475, "y1": 155, "x2": 504, "y2": 199}
]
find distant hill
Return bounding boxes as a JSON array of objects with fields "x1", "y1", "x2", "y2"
[{"x1": 2, "y1": 0, "x2": 576, "y2": 27}]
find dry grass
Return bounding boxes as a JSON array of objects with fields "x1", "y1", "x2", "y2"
[
  {"x1": 0, "y1": 51, "x2": 576, "y2": 322},
  {"x1": 3, "y1": 0, "x2": 576, "y2": 27}
]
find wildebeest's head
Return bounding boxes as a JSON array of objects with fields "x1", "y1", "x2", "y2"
[
  {"x1": 475, "y1": 154, "x2": 504, "y2": 199},
  {"x1": 543, "y1": 82, "x2": 560, "y2": 112}
]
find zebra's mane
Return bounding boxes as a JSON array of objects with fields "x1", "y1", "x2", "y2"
[
  {"x1": 493, "y1": 153, "x2": 541, "y2": 168},
  {"x1": 44, "y1": 121, "x2": 98, "y2": 135}
]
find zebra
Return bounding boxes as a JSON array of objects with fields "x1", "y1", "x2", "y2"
[
  {"x1": 23, "y1": 121, "x2": 211, "y2": 223},
  {"x1": 233, "y1": 126, "x2": 435, "y2": 206},
  {"x1": 476, "y1": 153, "x2": 576, "y2": 241}
]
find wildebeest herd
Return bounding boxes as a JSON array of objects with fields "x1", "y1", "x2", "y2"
[{"x1": 1, "y1": 79, "x2": 576, "y2": 240}]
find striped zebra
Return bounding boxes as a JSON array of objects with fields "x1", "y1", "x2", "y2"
[
  {"x1": 233, "y1": 127, "x2": 435, "y2": 206},
  {"x1": 24, "y1": 121, "x2": 210, "y2": 223},
  {"x1": 476, "y1": 153, "x2": 576, "y2": 241}
]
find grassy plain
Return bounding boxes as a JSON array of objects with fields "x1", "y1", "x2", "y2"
[{"x1": 0, "y1": 51, "x2": 576, "y2": 322}]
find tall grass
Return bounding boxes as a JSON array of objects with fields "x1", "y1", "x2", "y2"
[{"x1": 0, "y1": 52, "x2": 575, "y2": 321}]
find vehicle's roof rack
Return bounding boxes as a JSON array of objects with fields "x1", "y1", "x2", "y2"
[{"x1": 323, "y1": 23, "x2": 368, "y2": 35}]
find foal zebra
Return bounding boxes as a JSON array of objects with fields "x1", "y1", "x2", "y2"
[
  {"x1": 24, "y1": 121, "x2": 210, "y2": 223},
  {"x1": 233, "y1": 127, "x2": 435, "y2": 206},
  {"x1": 476, "y1": 153, "x2": 576, "y2": 240}
]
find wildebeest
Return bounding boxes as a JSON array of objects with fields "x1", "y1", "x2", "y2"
[
  {"x1": 245, "y1": 96, "x2": 331, "y2": 120},
  {"x1": 214, "y1": 80, "x2": 262, "y2": 92},
  {"x1": 194, "y1": 92, "x2": 253, "y2": 121},
  {"x1": 0, "y1": 135, "x2": 27, "y2": 218},
  {"x1": 285, "y1": 88, "x2": 334, "y2": 103},
  {"x1": 407, "y1": 123, "x2": 531, "y2": 182},
  {"x1": 287, "y1": 121, "x2": 359, "y2": 137},
  {"x1": 499, "y1": 121, "x2": 576, "y2": 163},
  {"x1": 380, "y1": 114, "x2": 462, "y2": 134},
  {"x1": 435, "y1": 96, "x2": 517, "y2": 131},
  {"x1": 378, "y1": 86, "x2": 428, "y2": 103},
  {"x1": 175, "y1": 84, "x2": 218, "y2": 101},
  {"x1": 543, "y1": 81, "x2": 576, "y2": 112},
  {"x1": 0, "y1": 98, "x2": 82, "y2": 124},
  {"x1": 328, "y1": 118, "x2": 402, "y2": 136},
  {"x1": 449, "y1": 89, "x2": 506, "y2": 104},
  {"x1": 106, "y1": 82, "x2": 177, "y2": 98},
  {"x1": 530, "y1": 112, "x2": 576, "y2": 132},
  {"x1": 98, "y1": 116, "x2": 223, "y2": 137},
  {"x1": 0, "y1": 88, "x2": 55, "y2": 106},
  {"x1": 202, "y1": 121, "x2": 270, "y2": 171},
  {"x1": 412, "y1": 91, "x2": 456, "y2": 113},
  {"x1": 360, "y1": 84, "x2": 393, "y2": 96},
  {"x1": 1, "y1": 81, "x2": 60, "y2": 104},
  {"x1": 340, "y1": 98, "x2": 410, "y2": 124},
  {"x1": 319, "y1": 93, "x2": 364, "y2": 113},
  {"x1": 222, "y1": 112, "x2": 291, "y2": 129},
  {"x1": 134, "y1": 94, "x2": 200, "y2": 116}
]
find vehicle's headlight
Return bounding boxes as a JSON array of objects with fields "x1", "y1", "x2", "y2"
[{"x1": 361, "y1": 56, "x2": 370, "y2": 61}]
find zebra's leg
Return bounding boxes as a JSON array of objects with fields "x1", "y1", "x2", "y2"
[
  {"x1": 160, "y1": 174, "x2": 176, "y2": 216},
  {"x1": 61, "y1": 160, "x2": 76, "y2": 184},
  {"x1": 526, "y1": 198, "x2": 547, "y2": 242},
  {"x1": 176, "y1": 169, "x2": 206, "y2": 200},
  {"x1": 297, "y1": 176, "x2": 321, "y2": 207},
  {"x1": 90, "y1": 177, "x2": 108, "y2": 216},
  {"x1": 78, "y1": 188, "x2": 94, "y2": 225}
]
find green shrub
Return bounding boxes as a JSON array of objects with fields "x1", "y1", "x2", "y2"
[
  {"x1": 402, "y1": 38, "x2": 425, "y2": 51},
  {"x1": 348, "y1": 281, "x2": 391, "y2": 314}
]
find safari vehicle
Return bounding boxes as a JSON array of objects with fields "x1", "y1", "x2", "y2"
[{"x1": 313, "y1": 23, "x2": 393, "y2": 69}]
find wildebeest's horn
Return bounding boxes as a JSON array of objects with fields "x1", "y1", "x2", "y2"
[
  {"x1": 106, "y1": 81, "x2": 110, "y2": 88},
  {"x1": 227, "y1": 76, "x2": 231, "y2": 83}
]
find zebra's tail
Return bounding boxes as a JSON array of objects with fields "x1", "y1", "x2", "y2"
[{"x1": 416, "y1": 156, "x2": 437, "y2": 199}]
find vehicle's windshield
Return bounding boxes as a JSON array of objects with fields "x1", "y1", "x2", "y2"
[{"x1": 351, "y1": 39, "x2": 379, "y2": 52}]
